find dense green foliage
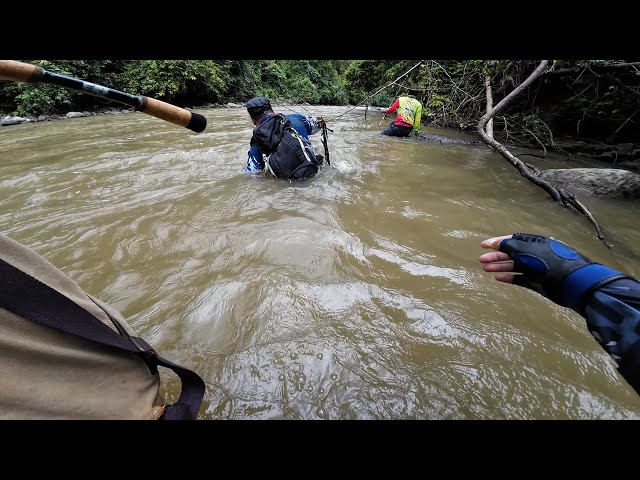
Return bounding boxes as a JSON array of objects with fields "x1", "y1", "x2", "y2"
[
  {"x1": 0, "y1": 60, "x2": 348, "y2": 116},
  {"x1": 0, "y1": 60, "x2": 117, "y2": 116},
  {"x1": 116, "y1": 60, "x2": 226, "y2": 104},
  {"x1": 1, "y1": 59, "x2": 637, "y2": 150},
  {"x1": 343, "y1": 59, "x2": 640, "y2": 146}
]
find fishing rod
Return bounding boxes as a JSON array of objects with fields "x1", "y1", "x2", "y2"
[
  {"x1": 378, "y1": 112, "x2": 387, "y2": 127},
  {"x1": 271, "y1": 99, "x2": 333, "y2": 165},
  {"x1": 0, "y1": 60, "x2": 207, "y2": 133},
  {"x1": 326, "y1": 60, "x2": 424, "y2": 122},
  {"x1": 377, "y1": 79, "x2": 405, "y2": 128},
  {"x1": 320, "y1": 119, "x2": 331, "y2": 166}
]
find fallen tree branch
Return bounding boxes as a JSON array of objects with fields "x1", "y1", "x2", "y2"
[
  {"x1": 524, "y1": 162, "x2": 541, "y2": 174},
  {"x1": 477, "y1": 60, "x2": 608, "y2": 244},
  {"x1": 485, "y1": 61, "x2": 552, "y2": 118},
  {"x1": 538, "y1": 118, "x2": 556, "y2": 148},
  {"x1": 456, "y1": 89, "x2": 484, "y2": 112},
  {"x1": 431, "y1": 60, "x2": 475, "y2": 101},
  {"x1": 564, "y1": 135, "x2": 619, "y2": 163},
  {"x1": 604, "y1": 73, "x2": 640, "y2": 101},
  {"x1": 522, "y1": 126, "x2": 547, "y2": 157},
  {"x1": 549, "y1": 62, "x2": 640, "y2": 76},
  {"x1": 614, "y1": 109, "x2": 638, "y2": 135},
  {"x1": 456, "y1": 75, "x2": 514, "y2": 114},
  {"x1": 565, "y1": 195, "x2": 606, "y2": 242},
  {"x1": 514, "y1": 152, "x2": 547, "y2": 159}
]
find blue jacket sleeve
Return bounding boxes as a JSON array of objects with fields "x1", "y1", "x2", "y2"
[
  {"x1": 287, "y1": 113, "x2": 320, "y2": 136},
  {"x1": 583, "y1": 278, "x2": 640, "y2": 394},
  {"x1": 246, "y1": 141, "x2": 265, "y2": 173},
  {"x1": 305, "y1": 115, "x2": 320, "y2": 135}
]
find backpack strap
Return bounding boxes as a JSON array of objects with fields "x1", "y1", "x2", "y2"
[
  {"x1": 251, "y1": 113, "x2": 289, "y2": 156},
  {"x1": 285, "y1": 131, "x2": 318, "y2": 180},
  {"x1": 0, "y1": 258, "x2": 205, "y2": 420}
]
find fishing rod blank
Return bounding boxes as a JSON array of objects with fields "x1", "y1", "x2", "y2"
[{"x1": 0, "y1": 60, "x2": 207, "y2": 133}]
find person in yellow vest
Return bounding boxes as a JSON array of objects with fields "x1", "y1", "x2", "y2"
[{"x1": 382, "y1": 87, "x2": 423, "y2": 137}]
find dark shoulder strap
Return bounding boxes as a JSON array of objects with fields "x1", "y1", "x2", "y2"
[
  {"x1": 251, "y1": 113, "x2": 291, "y2": 155},
  {"x1": 0, "y1": 258, "x2": 205, "y2": 420}
]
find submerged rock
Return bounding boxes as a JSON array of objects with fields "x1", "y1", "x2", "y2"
[
  {"x1": 414, "y1": 133, "x2": 481, "y2": 145},
  {"x1": 539, "y1": 168, "x2": 640, "y2": 199}
]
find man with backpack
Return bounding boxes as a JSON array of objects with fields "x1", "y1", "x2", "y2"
[{"x1": 245, "y1": 96, "x2": 325, "y2": 180}]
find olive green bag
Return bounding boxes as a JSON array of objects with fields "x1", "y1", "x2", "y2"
[{"x1": 0, "y1": 232, "x2": 204, "y2": 420}]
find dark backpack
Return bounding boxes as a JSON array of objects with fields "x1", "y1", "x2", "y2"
[{"x1": 251, "y1": 114, "x2": 321, "y2": 180}]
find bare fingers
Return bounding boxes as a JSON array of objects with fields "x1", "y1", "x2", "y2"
[
  {"x1": 479, "y1": 235, "x2": 515, "y2": 284},
  {"x1": 482, "y1": 261, "x2": 515, "y2": 272},
  {"x1": 481, "y1": 258, "x2": 516, "y2": 283},
  {"x1": 480, "y1": 235, "x2": 513, "y2": 250},
  {"x1": 478, "y1": 251, "x2": 511, "y2": 263},
  {"x1": 494, "y1": 273, "x2": 515, "y2": 283}
]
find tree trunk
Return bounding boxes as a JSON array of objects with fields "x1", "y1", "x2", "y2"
[
  {"x1": 484, "y1": 73, "x2": 494, "y2": 140},
  {"x1": 477, "y1": 60, "x2": 607, "y2": 243}
]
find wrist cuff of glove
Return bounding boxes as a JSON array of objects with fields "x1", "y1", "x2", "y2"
[{"x1": 562, "y1": 264, "x2": 629, "y2": 313}]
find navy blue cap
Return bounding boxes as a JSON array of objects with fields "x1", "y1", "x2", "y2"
[{"x1": 246, "y1": 96, "x2": 272, "y2": 117}]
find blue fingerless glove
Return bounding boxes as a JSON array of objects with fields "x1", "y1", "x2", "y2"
[{"x1": 499, "y1": 233, "x2": 630, "y2": 314}]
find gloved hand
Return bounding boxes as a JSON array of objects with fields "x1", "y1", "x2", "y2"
[{"x1": 480, "y1": 233, "x2": 629, "y2": 313}]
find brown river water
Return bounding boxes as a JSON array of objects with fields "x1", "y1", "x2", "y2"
[{"x1": 1, "y1": 105, "x2": 639, "y2": 419}]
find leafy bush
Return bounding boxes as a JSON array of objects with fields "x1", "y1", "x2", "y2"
[{"x1": 117, "y1": 60, "x2": 225, "y2": 104}]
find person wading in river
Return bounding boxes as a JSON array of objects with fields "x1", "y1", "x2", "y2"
[
  {"x1": 382, "y1": 87, "x2": 423, "y2": 138},
  {"x1": 245, "y1": 96, "x2": 325, "y2": 180}
]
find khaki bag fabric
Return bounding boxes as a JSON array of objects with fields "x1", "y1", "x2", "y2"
[{"x1": 0, "y1": 232, "x2": 203, "y2": 419}]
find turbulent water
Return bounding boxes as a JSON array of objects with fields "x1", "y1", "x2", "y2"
[{"x1": 1, "y1": 105, "x2": 639, "y2": 419}]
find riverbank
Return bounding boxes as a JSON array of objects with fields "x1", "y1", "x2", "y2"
[
  {"x1": 0, "y1": 102, "x2": 246, "y2": 127},
  {"x1": 3, "y1": 103, "x2": 639, "y2": 174}
]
